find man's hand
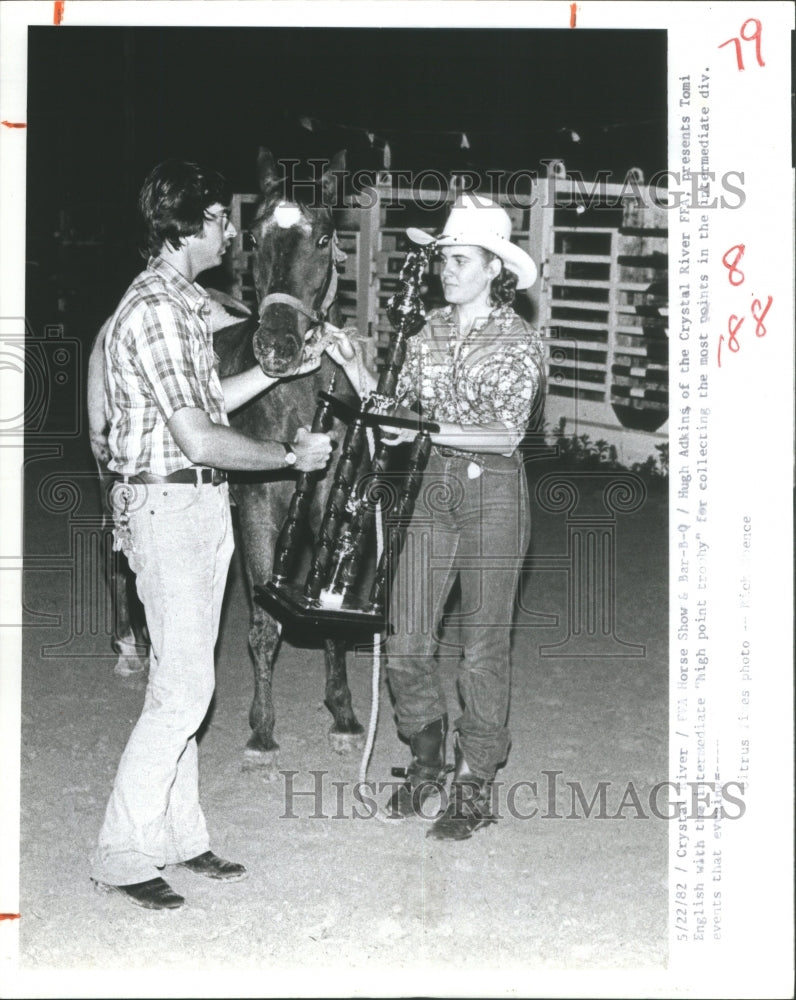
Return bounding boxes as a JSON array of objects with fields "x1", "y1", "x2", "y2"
[
  {"x1": 168, "y1": 408, "x2": 332, "y2": 472},
  {"x1": 291, "y1": 426, "x2": 333, "y2": 472},
  {"x1": 291, "y1": 353, "x2": 322, "y2": 377}
]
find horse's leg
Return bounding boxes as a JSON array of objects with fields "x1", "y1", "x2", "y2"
[
  {"x1": 243, "y1": 602, "x2": 282, "y2": 779},
  {"x1": 98, "y1": 461, "x2": 148, "y2": 677},
  {"x1": 111, "y1": 553, "x2": 146, "y2": 676},
  {"x1": 324, "y1": 638, "x2": 365, "y2": 753},
  {"x1": 233, "y1": 487, "x2": 283, "y2": 779},
  {"x1": 112, "y1": 557, "x2": 150, "y2": 677},
  {"x1": 115, "y1": 557, "x2": 150, "y2": 663}
]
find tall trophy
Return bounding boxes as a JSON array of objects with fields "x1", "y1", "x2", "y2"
[{"x1": 256, "y1": 245, "x2": 439, "y2": 630}]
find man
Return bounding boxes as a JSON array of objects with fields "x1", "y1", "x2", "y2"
[{"x1": 91, "y1": 160, "x2": 332, "y2": 910}]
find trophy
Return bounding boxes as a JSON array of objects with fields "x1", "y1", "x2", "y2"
[{"x1": 256, "y1": 245, "x2": 439, "y2": 630}]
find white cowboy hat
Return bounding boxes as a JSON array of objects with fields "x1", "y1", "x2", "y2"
[{"x1": 407, "y1": 195, "x2": 537, "y2": 289}]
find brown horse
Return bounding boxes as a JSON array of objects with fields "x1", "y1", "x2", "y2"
[
  {"x1": 88, "y1": 149, "x2": 367, "y2": 774},
  {"x1": 216, "y1": 148, "x2": 367, "y2": 773}
]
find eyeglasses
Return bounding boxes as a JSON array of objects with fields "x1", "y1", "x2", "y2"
[{"x1": 204, "y1": 209, "x2": 231, "y2": 228}]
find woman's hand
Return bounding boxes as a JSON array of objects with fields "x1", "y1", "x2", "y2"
[
  {"x1": 380, "y1": 425, "x2": 417, "y2": 447},
  {"x1": 322, "y1": 324, "x2": 359, "y2": 367},
  {"x1": 321, "y1": 324, "x2": 378, "y2": 394}
]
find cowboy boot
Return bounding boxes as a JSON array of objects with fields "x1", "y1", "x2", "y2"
[
  {"x1": 427, "y1": 734, "x2": 496, "y2": 841},
  {"x1": 384, "y1": 715, "x2": 448, "y2": 819}
]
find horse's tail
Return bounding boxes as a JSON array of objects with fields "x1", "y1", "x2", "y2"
[{"x1": 87, "y1": 316, "x2": 112, "y2": 466}]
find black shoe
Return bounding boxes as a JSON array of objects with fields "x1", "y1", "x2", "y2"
[
  {"x1": 176, "y1": 851, "x2": 247, "y2": 881},
  {"x1": 427, "y1": 780, "x2": 496, "y2": 840},
  {"x1": 384, "y1": 716, "x2": 448, "y2": 820},
  {"x1": 92, "y1": 876, "x2": 185, "y2": 910},
  {"x1": 426, "y1": 735, "x2": 496, "y2": 841}
]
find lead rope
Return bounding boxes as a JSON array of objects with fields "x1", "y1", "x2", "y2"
[
  {"x1": 321, "y1": 317, "x2": 384, "y2": 787},
  {"x1": 358, "y1": 422, "x2": 383, "y2": 787}
]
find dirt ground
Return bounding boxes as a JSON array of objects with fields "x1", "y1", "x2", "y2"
[{"x1": 15, "y1": 447, "x2": 668, "y2": 996}]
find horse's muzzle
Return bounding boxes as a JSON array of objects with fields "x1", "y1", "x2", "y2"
[{"x1": 253, "y1": 308, "x2": 306, "y2": 377}]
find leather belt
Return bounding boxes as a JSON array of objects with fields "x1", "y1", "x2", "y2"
[{"x1": 118, "y1": 468, "x2": 227, "y2": 487}]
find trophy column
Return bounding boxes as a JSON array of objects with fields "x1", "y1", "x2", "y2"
[{"x1": 257, "y1": 245, "x2": 437, "y2": 629}]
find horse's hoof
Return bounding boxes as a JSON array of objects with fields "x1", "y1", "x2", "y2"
[
  {"x1": 242, "y1": 745, "x2": 280, "y2": 781},
  {"x1": 328, "y1": 729, "x2": 366, "y2": 755}
]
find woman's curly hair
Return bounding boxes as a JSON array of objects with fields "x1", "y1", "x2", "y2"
[
  {"x1": 474, "y1": 248, "x2": 519, "y2": 307},
  {"x1": 489, "y1": 262, "x2": 519, "y2": 307}
]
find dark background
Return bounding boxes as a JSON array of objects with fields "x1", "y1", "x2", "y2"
[{"x1": 25, "y1": 25, "x2": 666, "y2": 351}]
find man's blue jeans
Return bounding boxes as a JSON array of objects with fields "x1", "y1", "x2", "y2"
[
  {"x1": 386, "y1": 449, "x2": 530, "y2": 780},
  {"x1": 91, "y1": 481, "x2": 234, "y2": 886}
]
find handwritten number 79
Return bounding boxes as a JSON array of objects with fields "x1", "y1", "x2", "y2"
[{"x1": 719, "y1": 18, "x2": 765, "y2": 71}]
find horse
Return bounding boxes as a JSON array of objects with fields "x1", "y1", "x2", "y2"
[
  {"x1": 215, "y1": 148, "x2": 366, "y2": 772},
  {"x1": 87, "y1": 148, "x2": 368, "y2": 773}
]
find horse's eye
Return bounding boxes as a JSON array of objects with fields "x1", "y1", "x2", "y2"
[
  {"x1": 317, "y1": 234, "x2": 331, "y2": 248},
  {"x1": 243, "y1": 231, "x2": 258, "y2": 252}
]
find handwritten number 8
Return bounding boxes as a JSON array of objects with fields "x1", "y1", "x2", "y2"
[
  {"x1": 751, "y1": 296, "x2": 773, "y2": 337},
  {"x1": 726, "y1": 316, "x2": 743, "y2": 352},
  {"x1": 719, "y1": 18, "x2": 765, "y2": 71},
  {"x1": 718, "y1": 316, "x2": 744, "y2": 368},
  {"x1": 721, "y1": 244, "x2": 745, "y2": 286}
]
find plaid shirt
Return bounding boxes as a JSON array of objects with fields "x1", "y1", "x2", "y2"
[
  {"x1": 104, "y1": 257, "x2": 228, "y2": 476},
  {"x1": 396, "y1": 306, "x2": 545, "y2": 456}
]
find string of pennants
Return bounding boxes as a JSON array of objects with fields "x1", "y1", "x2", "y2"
[{"x1": 294, "y1": 113, "x2": 665, "y2": 168}]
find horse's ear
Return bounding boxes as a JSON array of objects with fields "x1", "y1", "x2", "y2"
[
  {"x1": 257, "y1": 147, "x2": 282, "y2": 197},
  {"x1": 322, "y1": 149, "x2": 347, "y2": 205}
]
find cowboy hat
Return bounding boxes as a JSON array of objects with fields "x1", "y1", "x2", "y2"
[{"x1": 407, "y1": 195, "x2": 537, "y2": 289}]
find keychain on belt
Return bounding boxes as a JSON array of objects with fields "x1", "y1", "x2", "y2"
[{"x1": 113, "y1": 484, "x2": 134, "y2": 553}]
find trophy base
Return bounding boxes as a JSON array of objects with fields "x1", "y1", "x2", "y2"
[{"x1": 255, "y1": 579, "x2": 386, "y2": 632}]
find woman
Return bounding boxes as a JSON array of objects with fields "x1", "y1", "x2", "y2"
[{"x1": 327, "y1": 195, "x2": 545, "y2": 841}]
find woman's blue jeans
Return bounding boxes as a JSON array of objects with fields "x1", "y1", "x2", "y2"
[{"x1": 385, "y1": 448, "x2": 530, "y2": 780}]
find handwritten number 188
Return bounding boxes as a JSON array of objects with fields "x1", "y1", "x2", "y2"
[{"x1": 719, "y1": 18, "x2": 765, "y2": 71}]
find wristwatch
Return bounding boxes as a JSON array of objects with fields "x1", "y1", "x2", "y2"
[{"x1": 282, "y1": 441, "x2": 297, "y2": 467}]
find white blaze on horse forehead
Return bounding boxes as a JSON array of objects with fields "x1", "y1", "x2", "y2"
[{"x1": 272, "y1": 201, "x2": 308, "y2": 231}]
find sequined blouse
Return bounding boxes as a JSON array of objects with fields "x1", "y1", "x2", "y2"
[{"x1": 395, "y1": 305, "x2": 545, "y2": 456}]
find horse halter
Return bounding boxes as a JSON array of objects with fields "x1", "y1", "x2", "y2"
[
  {"x1": 247, "y1": 196, "x2": 344, "y2": 328},
  {"x1": 257, "y1": 291, "x2": 325, "y2": 326},
  {"x1": 254, "y1": 240, "x2": 341, "y2": 328}
]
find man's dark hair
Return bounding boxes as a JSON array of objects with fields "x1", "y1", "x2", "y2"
[{"x1": 138, "y1": 160, "x2": 231, "y2": 257}]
